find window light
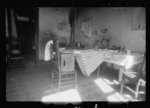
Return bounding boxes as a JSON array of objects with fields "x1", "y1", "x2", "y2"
[
  {"x1": 41, "y1": 89, "x2": 81, "y2": 103},
  {"x1": 94, "y1": 78, "x2": 114, "y2": 93}
]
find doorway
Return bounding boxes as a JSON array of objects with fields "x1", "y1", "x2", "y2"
[{"x1": 14, "y1": 8, "x2": 37, "y2": 62}]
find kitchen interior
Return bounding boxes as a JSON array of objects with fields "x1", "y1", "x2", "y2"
[{"x1": 6, "y1": 7, "x2": 146, "y2": 102}]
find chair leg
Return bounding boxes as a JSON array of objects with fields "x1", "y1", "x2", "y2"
[
  {"x1": 50, "y1": 62, "x2": 55, "y2": 87},
  {"x1": 57, "y1": 70, "x2": 60, "y2": 93},
  {"x1": 135, "y1": 92, "x2": 139, "y2": 100},
  {"x1": 75, "y1": 71, "x2": 77, "y2": 90},
  {"x1": 97, "y1": 66, "x2": 100, "y2": 78},
  {"x1": 51, "y1": 71, "x2": 54, "y2": 87},
  {"x1": 134, "y1": 79, "x2": 141, "y2": 100},
  {"x1": 120, "y1": 77, "x2": 125, "y2": 94},
  {"x1": 118, "y1": 68, "x2": 124, "y2": 82}
]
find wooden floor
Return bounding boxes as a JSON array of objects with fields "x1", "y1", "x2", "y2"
[{"x1": 6, "y1": 57, "x2": 145, "y2": 101}]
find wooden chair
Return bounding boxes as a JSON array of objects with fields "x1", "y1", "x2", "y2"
[
  {"x1": 49, "y1": 39, "x2": 59, "y2": 87},
  {"x1": 7, "y1": 38, "x2": 24, "y2": 69},
  {"x1": 120, "y1": 54, "x2": 145, "y2": 101},
  {"x1": 50, "y1": 39, "x2": 77, "y2": 92},
  {"x1": 58, "y1": 53, "x2": 77, "y2": 92}
]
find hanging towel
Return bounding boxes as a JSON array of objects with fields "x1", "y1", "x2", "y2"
[
  {"x1": 44, "y1": 40, "x2": 53, "y2": 61},
  {"x1": 87, "y1": 21, "x2": 92, "y2": 38}
]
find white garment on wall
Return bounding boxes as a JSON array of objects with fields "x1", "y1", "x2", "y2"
[
  {"x1": 81, "y1": 20, "x2": 92, "y2": 38},
  {"x1": 44, "y1": 40, "x2": 53, "y2": 61}
]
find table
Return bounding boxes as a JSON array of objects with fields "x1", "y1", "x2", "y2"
[{"x1": 60, "y1": 49, "x2": 144, "y2": 79}]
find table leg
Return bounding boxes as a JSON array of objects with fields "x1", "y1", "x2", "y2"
[
  {"x1": 118, "y1": 68, "x2": 124, "y2": 82},
  {"x1": 97, "y1": 66, "x2": 100, "y2": 78}
]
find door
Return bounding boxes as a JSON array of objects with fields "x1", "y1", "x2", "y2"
[{"x1": 15, "y1": 8, "x2": 36, "y2": 56}]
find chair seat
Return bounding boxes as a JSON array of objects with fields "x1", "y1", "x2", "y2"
[
  {"x1": 61, "y1": 70, "x2": 76, "y2": 75},
  {"x1": 124, "y1": 72, "x2": 137, "y2": 79},
  {"x1": 9, "y1": 56, "x2": 24, "y2": 60}
]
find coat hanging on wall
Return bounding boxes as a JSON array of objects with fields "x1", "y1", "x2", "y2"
[{"x1": 81, "y1": 20, "x2": 92, "y2": 38}]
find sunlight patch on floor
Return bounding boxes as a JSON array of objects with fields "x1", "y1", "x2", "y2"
[
  {"x1": 107, "y1": 92, "x2": 128, "y2": 102},
  {"x1": 95, "y1": 78, "x2": 130, "y2": 102},
  {"x1": 102, "y1": 78, "x2": 115, "y2": 85},
  {"x1": 41, "y1": 89, "x2": 81, "y2": 102},
  {"x1": 123, "y1": 94, "x2": 133, "y2": 100},
  {"x1": 94, "y1": 78, "x2": 114, "y2": 93},
  {"x1": 113, "y1": 80, "x2": 119, "y2": 85}
]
